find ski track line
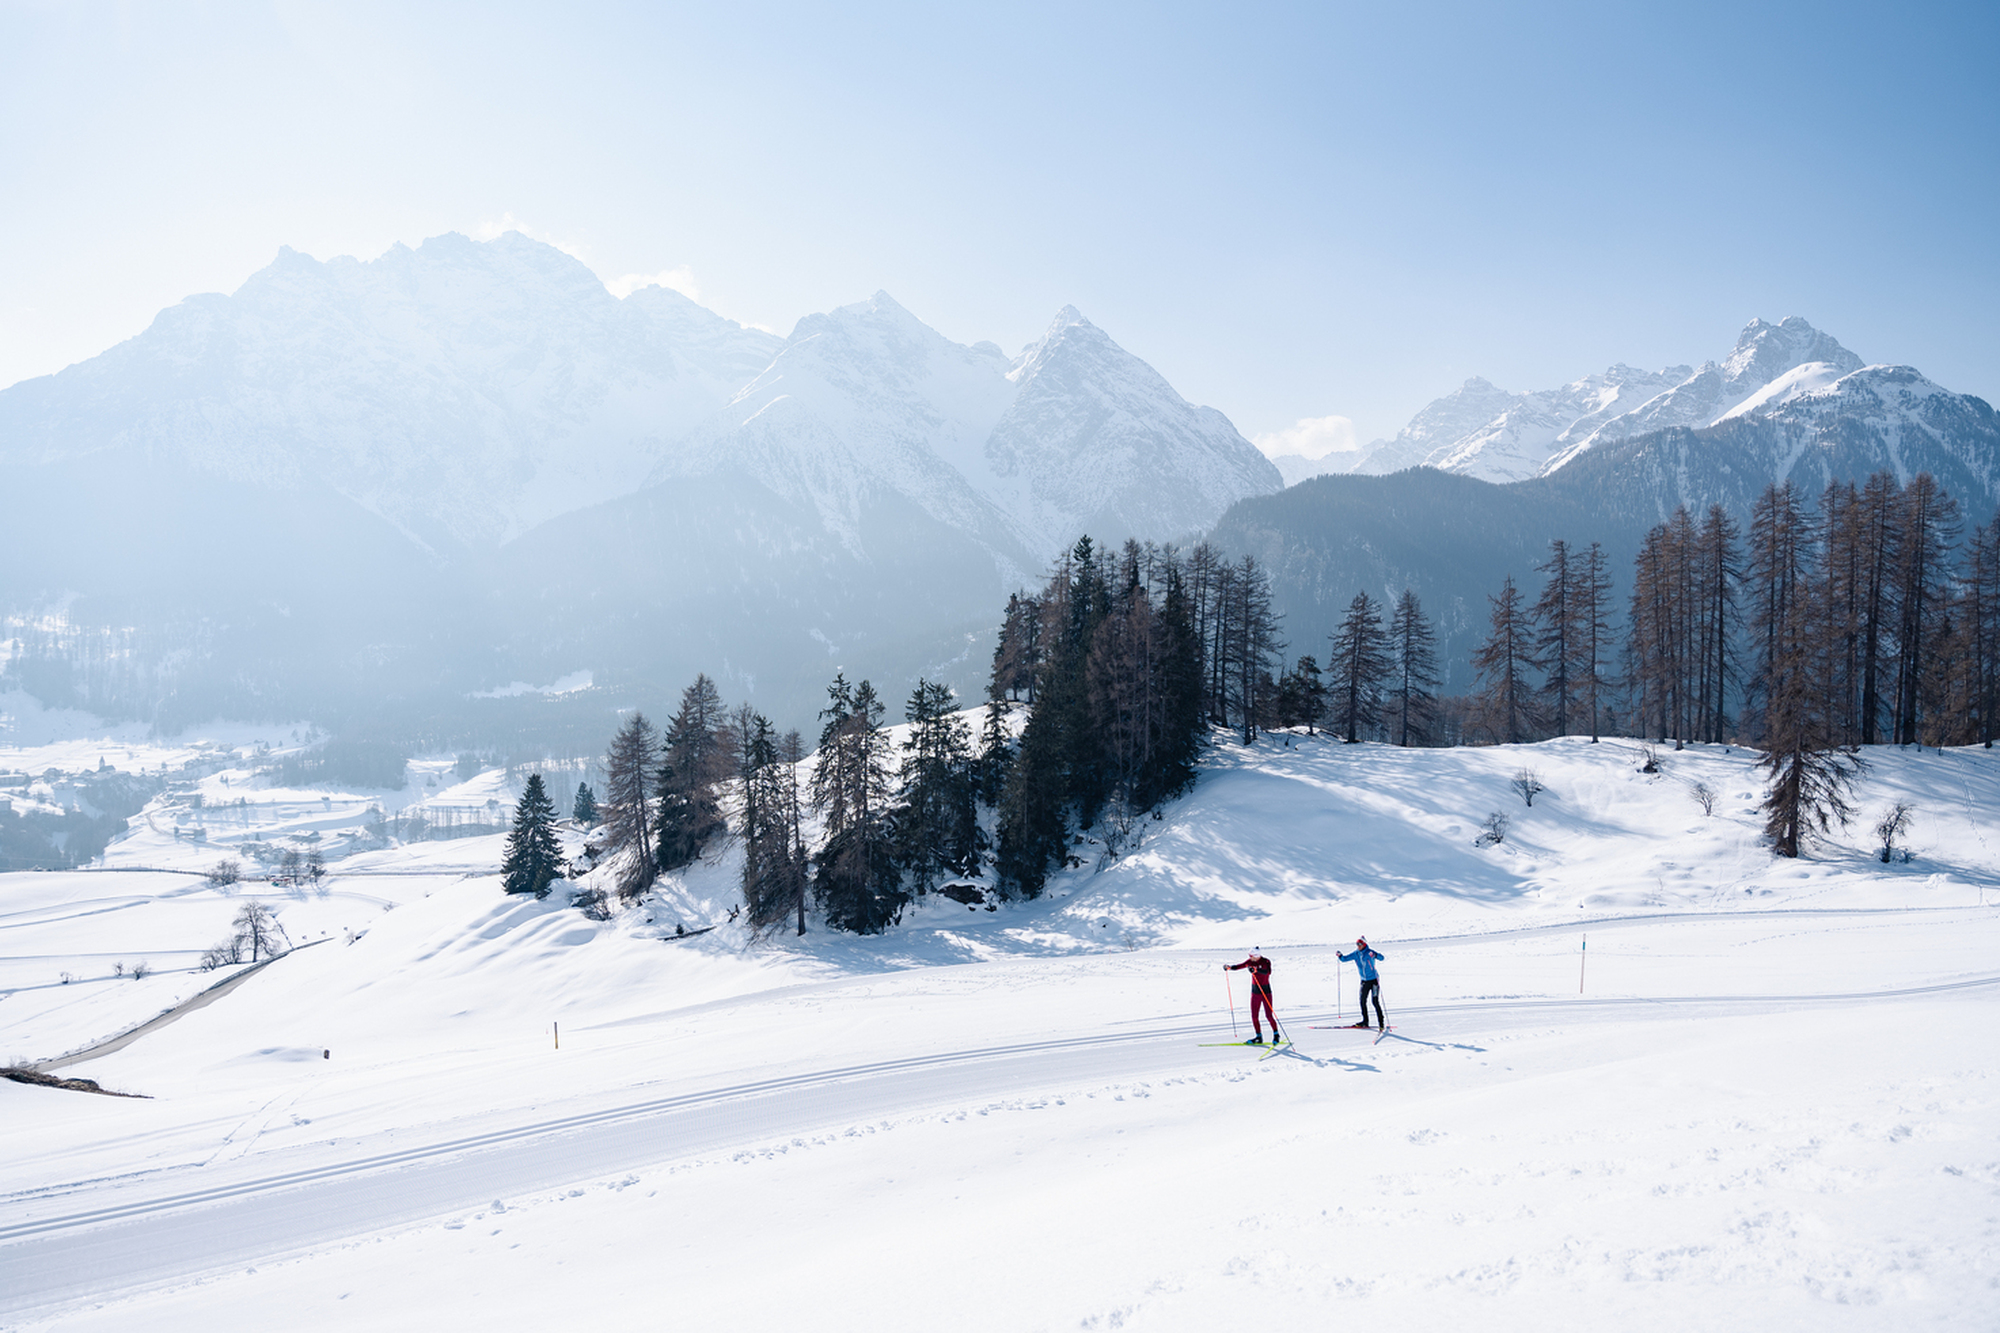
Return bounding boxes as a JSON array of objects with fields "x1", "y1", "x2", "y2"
[{"x1": 5, "y1": 969, "x2": 1996, "y2": 1304}]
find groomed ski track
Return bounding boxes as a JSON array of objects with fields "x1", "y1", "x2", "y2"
[{"x1": 5, "y1": 957, "x2": 1996, "y2": 1319}]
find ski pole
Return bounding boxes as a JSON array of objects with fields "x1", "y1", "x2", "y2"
[{"x1": 1224, "y1": 968, "x2": 1237, "y2": 1038}]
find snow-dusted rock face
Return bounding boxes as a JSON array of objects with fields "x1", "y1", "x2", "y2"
[
  {"x1": 662, "y1": 297, "x2": 1279, "y2": 573},
  {"x1": 988, "y1": 307, "x2": 1281, "y2": 554},
  {"x1": 1344, "y1": 317, "x2": 1872, "y2": 484},
  {"x1": 1552, "y1": 362, "x2": 2000, "y2": 527},
  {"x1": 0, "y1": 232, "x2": 784, "y2": 551}
]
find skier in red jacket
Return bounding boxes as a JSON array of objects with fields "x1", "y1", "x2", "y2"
[{"x1": 1224, "y1": 947, "x2": 1281, "y2": 1044}]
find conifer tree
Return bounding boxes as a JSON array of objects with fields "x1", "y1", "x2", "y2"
[
  {"x1": 1472, "y1": 575, "x2": 1538, "y2": 744},
  {"x1": 1693, "y1": 506, "x2": 1742, "y2": 743},
  {"x1": 602, "y1": 712, "x2": 657, "y2": 902},
  {"x1": 1328, "y1": 591, "x2": 1389, "y2": 743},
  {"x1": 893, "y1": 679, "x2": 980, "y2": 894},
  {"x1": 1532, "y1": 540, "x2": 1578, "y2": 737},
  {"x1": 989, "y1": 592, "x2": 1045, "y2": 702},
  {"x1": 571, "y1": 782, "x2": 598, "y2": 826},
  {"x1": 1757, "y1": 501, "x2": 1859, "y2": 856},
  {"x1": 811, "y1": 676, "x2": 902, "y2": 933},
  {"x1": 973, "y1": 697, "x2": 1015, "y2": 803},
  {"x1": 1744, "y1": 482, "x2": 1810, "y2": 746},
  {"x1": 741, "y1": 712, "x2": 807, "y2": 933},
  {"x1": 1890, "y1": 473, "x2": 1960, "y2": 745},
  {"x1": 1225, "y1": 555, "x2": 1281, "y2": 745},
  {"x1": 1145, "y1": 560, "x2": 1205, "y2": 805},
  {"x1": 656, "y1": 674, "x2": 730, "y2": 870},
  {"x1": 1854, "y1": 471, "x2": 1903, "y2": 745},
  {"x1": 1275, "y1": 655, "x2": 1325, "y2": 733},
  {"x1": 1965, "y1": 514, "x2": 2000, "y2": 747},
  {"x1": 1387, "y1": 589, "x2": 1439, "y2": 747},
  {"x1": 994, "y1": 703, "x2": 1068, "y2": 899},
  {"x1": 1575, "y1": 543, "x2": 1615, "y2": 742},
  {"x1": 501, "y1": 773, "x2": 565, "y2": 899}
]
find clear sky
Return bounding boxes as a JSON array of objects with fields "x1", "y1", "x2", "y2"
[{"x1": 3, "y1": 0, "x2": 1996, "y2": 448}]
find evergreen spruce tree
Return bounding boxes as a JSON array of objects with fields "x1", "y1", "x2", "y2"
[
  {"x1": 501, "y1": 774, "x2": 565, "y2": 899},
  {"x1": 811, "y1": 676, "x2": 903, "y2": 933},
  {"x1": 994, "y1": 705, "x2": 1068, "y2": 899},
  {"x1": 656, "y1": 674, "x2": 730, "y2": 870},
  {"x1": 1275, "y1": 655, "x2": 1325, "y2": 733},
  {"x1": 602, "y1": 712, "x2": 658, "y2": 902},
  {"x1": 741, "y1": 712, "x2": 803, "y2": 933},
  {"x1": 893, "y1": 679, "x2": 981, "y2": 894},
  {"x1": 571, "y1": 782, "x2": 598, "y2": 826},
  {"x1": 1144, "y1": 559, "x2": 1205, "y2": 806}
]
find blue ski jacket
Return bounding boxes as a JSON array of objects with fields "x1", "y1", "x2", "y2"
[{"x1": 1339, "y1": 945, "x2": 1384, "y2": 980}]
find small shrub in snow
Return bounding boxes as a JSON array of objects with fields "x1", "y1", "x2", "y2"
[
  {"x1": 1875, "y1": 803, "x2": 1915, "y2": 863},
  {"x1": 573, "y1": 886, "x2": 612, "y2": 921},
  {"x1": 130, "y1": 960, "x2": 151, "y2": 980},
  {"x1": 1511, "y1": 768, "x2": 1544, "y2": 807},
  {"x1": 1475, "y1": 811, "x2": 1509, "y2": 847},
  {"x1": 198, "y1": 942, "x2": 239, "y2": 971},
  {"x1": 1691, "y1": 782, "x2": 1717, "y2": 816},
  {"x1": 1639, "y1": 746, "x2": 1661, "y2": 774}
]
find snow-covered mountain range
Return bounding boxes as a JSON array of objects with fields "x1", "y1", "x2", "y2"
[
  {"x1": 0, "y1": 233, "x2": 1278, "y2": 731},
  {"x1": 1331, "y1": 316, "x2": 1873, "y2": 484},
  {"x1": 0, "y1": 233, "x2": 1277, "y2": 564}
]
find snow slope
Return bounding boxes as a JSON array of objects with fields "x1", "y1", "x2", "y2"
[{"x1": 3, "y1": 732, "x2": 1997, "y2": 1329}]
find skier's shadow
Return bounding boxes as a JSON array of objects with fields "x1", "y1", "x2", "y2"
[
  {"x1": 1372, "y1": 1032, "x2": 1477, "y2": 1052},
  {"x1": 1270, "y1": 1048, "x2": 1380, "y2": 1072}
]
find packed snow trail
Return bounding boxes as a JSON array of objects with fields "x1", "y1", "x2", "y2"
[{"x1": 7, "y1": 973, "x2": 1996, "y2": 1319}]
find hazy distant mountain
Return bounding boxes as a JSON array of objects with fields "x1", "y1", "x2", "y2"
[
  {"x1": 0, "y1": 232, "x2": 784, "y2": 553},
  {"x1": 659, "y1": 295, "x2": 1278, "y2": 579},
  {"x1": 0, "y1": 233, "x2": 1277, "y2": 738},
  {"x1": 1344, "y1": 317, "x2": 1866, "y2": 484}
]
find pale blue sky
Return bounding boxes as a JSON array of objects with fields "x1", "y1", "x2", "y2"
[{"x1": 3, "y1": 0, "x2": 1996, "y2": 445}]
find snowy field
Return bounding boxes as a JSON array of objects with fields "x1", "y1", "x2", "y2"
[{"x1": 3, "y1": 726, "x2": 1997, "y2": 1330}]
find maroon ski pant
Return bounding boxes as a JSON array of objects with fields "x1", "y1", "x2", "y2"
[{"x1": 1250, "y1": 986, "x2": 1276, "y2": 1035}]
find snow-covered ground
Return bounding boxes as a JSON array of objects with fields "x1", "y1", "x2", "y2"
[{"x1": 3, "y1": 729, "x2": 1997, "y2": 1330}]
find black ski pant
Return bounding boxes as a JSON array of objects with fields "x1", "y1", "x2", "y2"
[{"x1": 1358, "y1": 978, "x2": 1385, "y2": 1028}]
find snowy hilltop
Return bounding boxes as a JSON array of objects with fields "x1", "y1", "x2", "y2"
[{"x1": 1336, "y1": 317, "x2": 1873, "y2": 484}]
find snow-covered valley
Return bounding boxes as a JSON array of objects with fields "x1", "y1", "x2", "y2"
[{"x1": 3, "y1": 728, "x2": 1996, "y2": 1329}]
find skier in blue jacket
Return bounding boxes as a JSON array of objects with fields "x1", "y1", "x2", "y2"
[{"x1": 1339, "y1": 937, "x2": 1386, "y2": 1030}]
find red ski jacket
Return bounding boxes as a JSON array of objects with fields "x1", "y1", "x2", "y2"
[{"x1": 1227, "y1": 956, "x2": 1273, "y2": 993}]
